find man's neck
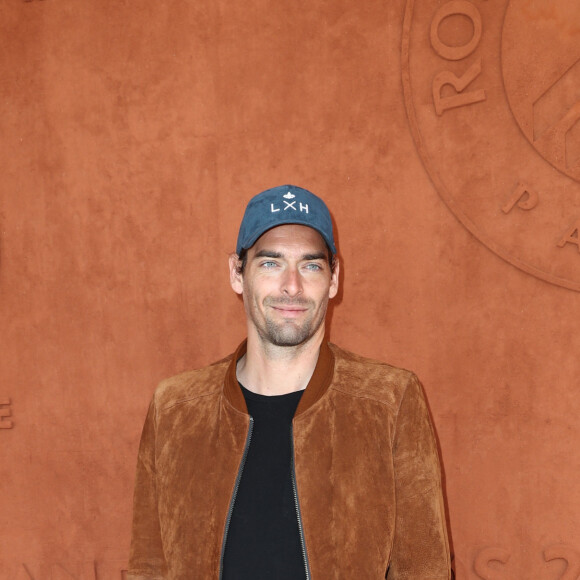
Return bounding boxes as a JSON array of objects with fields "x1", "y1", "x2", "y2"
[{"x1": 236, "y1": 331, "x2": 324, "y2": 396}]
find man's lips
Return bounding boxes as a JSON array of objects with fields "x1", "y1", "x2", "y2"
[
  {"x1": 271, "y1": 305, "x2": 307, "y2": 314},
  {"x1": 268, "y1": 302, "x2": 310, "y2": 317}
]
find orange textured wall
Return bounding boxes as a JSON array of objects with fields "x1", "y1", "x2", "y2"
[{"x1": 1, "y1": 0, "x2": 579, "y2": 578}]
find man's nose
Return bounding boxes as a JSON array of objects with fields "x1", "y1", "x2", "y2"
[{"x1": 281, "y1": 267, "x2": 303, "y2": 296}]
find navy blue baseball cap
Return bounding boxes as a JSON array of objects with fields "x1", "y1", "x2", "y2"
[{"x1": 236, "y1": 185, "x2": 336, "y2": 256}]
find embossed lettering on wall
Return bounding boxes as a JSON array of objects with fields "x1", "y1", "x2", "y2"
[
  {"x1": 544, "y1": 545, "x2": 580, "y2": 580},
  {"x1": 430, "y1": 0, "x2": 487, "y2": 115},
  {"x1": 473, "y1": 547, "x2": 511, "y2": 579},
  {"x1": 502, "y1": 183, "x2": 539, "y2": 214},
  {"x1": 402, "y1": 0, "x2": 580, "y2": 291},
  {"x1": 470, "y1": 545, "x2": 580, "y2": 580},
  {"x1": 558, "y1": 220, "x2": 580, "y2": 253},
  {"x1": 0, "y1": 398, "x2": 14, "y2": 429}
]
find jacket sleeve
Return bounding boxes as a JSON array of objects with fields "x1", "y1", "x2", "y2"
[
  {"x1": 388, "y1": 374, "x2": 451, "y2": 579},
  {"x1": 127, "y1": 397, "x2": 168, "y2": 580}
]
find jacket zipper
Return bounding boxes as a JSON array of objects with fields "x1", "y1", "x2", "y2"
[
  {"x1": 290, "y1": 424, "x2": 312, "y2": 580},
  {"x1": 219, "y1": 416, "x2": 254, "y2": 579}
]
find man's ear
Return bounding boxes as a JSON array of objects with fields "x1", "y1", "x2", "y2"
[
  {"x1": 328, "y1": 257, "x2": 340, "y2": 299},
  {"x1": 229, "y1": 253, "x2": 244, "y2": 295}
]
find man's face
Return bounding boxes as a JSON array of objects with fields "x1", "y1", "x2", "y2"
[{"x1": 229, "y1": 224, "x2": 339, "y2": 348}]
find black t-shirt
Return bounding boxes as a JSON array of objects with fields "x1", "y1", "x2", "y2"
[{"x1": 221, "y1": 384, "x2": 307, "y2": 580}]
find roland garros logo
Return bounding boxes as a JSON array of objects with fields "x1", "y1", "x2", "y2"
[{"x1": 402, "y1": 0, "x2": 580, "y2": 291}]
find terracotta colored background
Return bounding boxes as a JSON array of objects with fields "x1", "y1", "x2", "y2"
[{"x1": 1, "y1": 0, "x2": 579, "y2": 578}]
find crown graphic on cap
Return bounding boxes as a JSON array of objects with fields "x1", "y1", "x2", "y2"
[{"x1": 236, "y1": 185, "x2": 336, "y2": 255}]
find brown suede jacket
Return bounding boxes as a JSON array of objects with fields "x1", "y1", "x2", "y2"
[{"x1": 128, "y1": 341, "x2": 451, "y2": 579}]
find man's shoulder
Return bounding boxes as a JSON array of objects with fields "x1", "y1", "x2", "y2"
[
  {"x1": 152, "y1": 353, "x2": 234, "y2": 410},
  {"x1": 328, "y1": 343, "x2": 419, "y2": 406}
]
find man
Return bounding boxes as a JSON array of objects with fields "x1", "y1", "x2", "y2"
[{"x1": 128, "y1": 185, "x2": 451, "y2": 579}]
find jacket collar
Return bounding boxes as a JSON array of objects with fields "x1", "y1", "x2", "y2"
[{"x1": 224, "y1": 339, "x2": 335, "y2": 416}]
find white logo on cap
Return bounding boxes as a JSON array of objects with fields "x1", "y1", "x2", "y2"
[{"x1": 270, "y1": 191, "x2": 309, "y2": 214}]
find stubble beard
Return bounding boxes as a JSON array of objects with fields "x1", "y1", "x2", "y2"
[{"x1": 258, "y1": 297, "x2": 327, "y2": 348}]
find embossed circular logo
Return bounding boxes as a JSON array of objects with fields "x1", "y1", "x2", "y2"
[{"x1": 402, "y1": 0, "x2": 580, "y2": 291}]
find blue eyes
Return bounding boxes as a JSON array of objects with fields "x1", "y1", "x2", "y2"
[{"x1": 259, "y1": 261, "x2": 323, "y2": 272}]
